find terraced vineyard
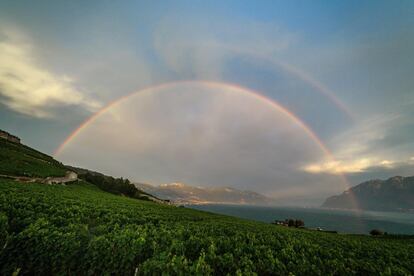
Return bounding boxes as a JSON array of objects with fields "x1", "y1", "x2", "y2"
[
  {"x1": 0, "y1": 139, "x2": 66, "y2": 178},
  {"x1": 0, "y1": 139, "x2": 413, "y2": 275},
  {"x1": 0, "y1": 179, "x2": 413, "y2": 275}
]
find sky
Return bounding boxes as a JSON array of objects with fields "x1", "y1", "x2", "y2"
[{"x1": 0, "y1": 0, "x2": 413, "y2": 205}]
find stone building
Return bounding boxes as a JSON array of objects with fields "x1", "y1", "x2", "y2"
[
  {"x1": 44, "y1": 171, "x2": 78, "y2": 185},
  {"x1": 0, "y1": 130, "x2": 21, "y2": 144}
]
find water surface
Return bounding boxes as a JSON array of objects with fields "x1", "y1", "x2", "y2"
[{"x1": 189, "y1": 204, "x2": 414, "y2": 235}]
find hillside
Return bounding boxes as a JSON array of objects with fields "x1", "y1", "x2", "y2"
[
  {"x1": 136, "y1": 182, "x2": 274, "y2": 205},
  {"x1": 322, "y1": 176, "x2": 414, "y2": 212},
  {"x1": 1, "y1": 179, "x2": 413, "y2": 275},
  {"x1": 0, "y1": 132, "x2": 151, "y2": 202},
  {"x1": 0, "y1": 137, "x2": 66, "y2": 178},
  {"x1": 67, "y1": 166, "x2": 160, "y2": 202}
]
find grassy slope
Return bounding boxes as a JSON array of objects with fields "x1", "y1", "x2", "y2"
[
  {"x1": 0, "y1": 139, "x2": 66, "y2": 178},
  {"x1": 0, "y1": 179, "x2": 413, "y2": 275}
]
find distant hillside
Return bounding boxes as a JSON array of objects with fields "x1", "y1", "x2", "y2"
[
  {"x1": 67, "y1": 166, "x2": 160, "y2": 202},
  {"x1": 322, "y1": 176, "x2": 414, "y2": 212},
  {"x1": 0, "y1": 136, "x2": 66, "y2": 177},
  {"x1": 135, "y1": 182, "x2": 274, "y2": 205}
]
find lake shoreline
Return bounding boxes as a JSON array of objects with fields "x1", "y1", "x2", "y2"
[{"x1": 188, "y1": 204, "x2": 414, "y2": 235}]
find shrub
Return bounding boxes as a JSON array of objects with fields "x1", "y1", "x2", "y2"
[{"x1": 370, "y1": 229, "x2": 384, "y2": 236}]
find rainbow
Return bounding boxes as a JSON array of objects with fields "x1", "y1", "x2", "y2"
[
  {"x1": 55, "y1": 80, "x2": 359, "y2": 209},
  {"x1": 275, "y1": 61, "x2": 354, "y2": 120},
  {"x1": 208, "y1": 45, "x2": 355, "y2": 120}
]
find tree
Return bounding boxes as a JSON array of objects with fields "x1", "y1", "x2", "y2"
[
  {"x1": 283, "y1": 218, "x2": 305, "y2": 228},
  {"x1": 295, "y1": 219, "x2": 305, "y2": 228},
  {"x1": 370, "y1": 229, "x2": 384, "y2": 236}
]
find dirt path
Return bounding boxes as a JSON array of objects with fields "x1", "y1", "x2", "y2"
[
  {"x1": 0, "y1": 171, "x2": 78, "y2": 185},
  {"x1": 0, "y1": 174, "x2": 40, "y2": 182}
]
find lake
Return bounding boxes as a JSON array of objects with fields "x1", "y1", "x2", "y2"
[{"x1": 189, "y1": 204, "x2": 414, "y2": 235}]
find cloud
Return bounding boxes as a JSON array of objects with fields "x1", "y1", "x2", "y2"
[
  {"x1": 303, "y1": 158, "x2": 401, "y2": 175},
  {"x1": 0, "y1": 27, "x2": 101, "y2": 118},
  {"x1": 304, "y1": 158, "x2": 373, "y2": 174},
  {"x1": 303, "y1": 111, "x2": 414, "y2": 176},
  {"x1": 153, "y1": 16, "x2": 297, "y2": 79}
]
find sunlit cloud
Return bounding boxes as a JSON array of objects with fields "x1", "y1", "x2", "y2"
[
  {"x1": 302, "y1": 156, "x2": 414, "y2": 175},
  {"x1": 302, "y1": 110, "x2": 414, "y2": 177},
  {"x1": 379, "y1": 160, "x2": 394, "y2": 168},
  {"x1": 303, "y1": 158, "x2": 373, "y2": 174},
  {"x1": 0, "y1": 27, "x2": 101, "y2": 118}
]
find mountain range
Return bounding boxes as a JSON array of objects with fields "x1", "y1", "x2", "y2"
[
  {"x1": 322, "y1": 176, "x2": 414, "y2": 212},
  {"x1": 135, "y1": 182, "x2": 274, "y2": 205}
]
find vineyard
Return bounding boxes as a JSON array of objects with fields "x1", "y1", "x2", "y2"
[
  {"x1": 0, "y1": 179, "x2": 413, "y2": 275},
  {"x1": 0, "y1": 139, "x2": 66, "y2": 178}
]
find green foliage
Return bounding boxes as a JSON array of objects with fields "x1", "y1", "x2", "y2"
[
  {"x1": 370, "y1": 229, "x2": 384, "y2": 236},
  {"x1": 285, "y1": 219, "x2": 305, "y2": 228},
  {"x1": 0, "y1": 139, "x2": 66, "y2": 177},
  {"x1": 0, "y1": 212, "x2": 8, "y2": 249},
  {"x1": 79, "y1": 172, "x2": 151, "y2": 200},
  {"x1": 0, "y1": 179, "x2": 413, "y2": 275}
]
